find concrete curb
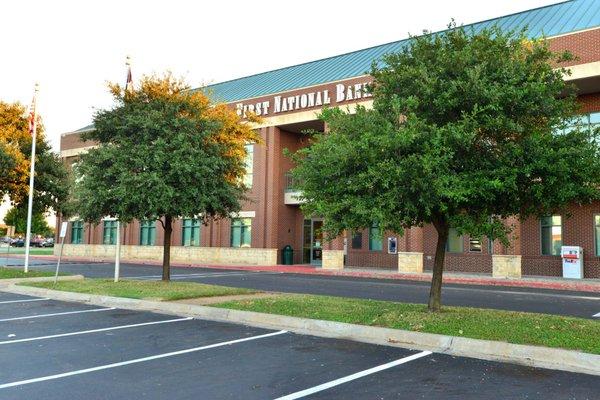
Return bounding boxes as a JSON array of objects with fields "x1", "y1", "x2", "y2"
[
  {"x1": 3, "y1": 284, "x2": 599, "y2": 377},
  {"x1": 0, "y1": 275, "x2": 84, "y2": 286}
]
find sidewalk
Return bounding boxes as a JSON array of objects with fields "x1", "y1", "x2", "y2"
[{"x1": 6, "y1": 253, "x2": 600, "y2": 293}]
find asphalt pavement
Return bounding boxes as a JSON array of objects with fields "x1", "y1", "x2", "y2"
[
  {"x1": 0, "y1": 291, "x2": 597, "y2": 399},
  {"x1": 4, "y1": 259, "x2": 600, "y2": 319}
]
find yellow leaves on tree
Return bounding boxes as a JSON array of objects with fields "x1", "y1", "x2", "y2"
[
  {"x1": 109, "y1": 72, "x2": 262, "y2": 185},
  {"x1": 206, "y1": 103, "x2": 262, "y2": 183},
  {"x1": 0, "y1": 101, "x2": 43, "y2": 203}
]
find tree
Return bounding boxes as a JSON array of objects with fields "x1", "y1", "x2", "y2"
[
  {"x1": 75, "y1": 73, "x2": 261, "y2": 281},
  {"x1": 291, "y1": 25, "x2": 600, "y2": 311},
  {"x1": 4, "y1": 205, "x2": 53, "y2": 237},
  {"x1": 0, "y1": 101, "x2": 70, "y2": 213}
]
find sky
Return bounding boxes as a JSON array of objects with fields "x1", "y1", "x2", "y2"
[{"x1": 1, "y1": 0, "x2": 563, "y2": 152}]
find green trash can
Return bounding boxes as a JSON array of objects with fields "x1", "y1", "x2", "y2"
[{"x1": 282, "y1": 245, "x2": 294, "y2": 265}]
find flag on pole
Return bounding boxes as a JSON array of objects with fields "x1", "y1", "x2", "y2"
[
  {"x1": 28, "y1": 95, "x2": 37, "y2": 135},
  {"x1": 125, "y1": 55, "x2": 133, "y2": 93}
]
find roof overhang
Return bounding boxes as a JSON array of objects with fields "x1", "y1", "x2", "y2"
[{"x1": 564, "y1": 61, "x2": 600, "y2": 95}]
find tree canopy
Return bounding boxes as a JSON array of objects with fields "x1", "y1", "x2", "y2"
[
  {"x1": 0, "y1": 101, "x2": 70, "y2": 213},
  {"x1": 75, "y1": 73, "x2": 261, "y2": 280},
  {"x1": 291, "y1": 25, "x2": 600, "y2": 311},
  {"x1": 4, "y1": 204, "x2": 53, "y2": 237}
]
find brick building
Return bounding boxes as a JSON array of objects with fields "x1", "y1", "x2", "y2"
[{"x1": 58, "y1": 0, "x2": 600, "y2": 278}]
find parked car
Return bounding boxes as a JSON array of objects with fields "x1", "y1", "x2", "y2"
[
  {"x1": 28, "y1": 238, "x2": 40, "y2": 247},
  {"x1": 41, "y1": 238, "x2": 54, "y2": 247},
  {"x1": 11, "y1": 239, "x2": 24, "y2": 247}
]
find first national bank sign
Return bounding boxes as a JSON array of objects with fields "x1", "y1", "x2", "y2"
[{"x1": 235, "y1": 79, "x2": 372, "y2": 118}]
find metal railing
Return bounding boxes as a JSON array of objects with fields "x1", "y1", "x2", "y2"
[{"x1": 284, "y1": 173, "x2": 301, "y2": 193}]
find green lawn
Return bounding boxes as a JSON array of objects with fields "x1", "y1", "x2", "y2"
[
  {"x1": 214, "y1": 294, "x2": 600, "y2": 354},
  {"x1": 24, "y1": 279, "x2": 260, "y2": 301},
  {"x1": 0, "y1": 268, "x2": 58, "y2": 279},
  {"x1": 1, "y1": 247, "x2": 54, "y2": 255}
]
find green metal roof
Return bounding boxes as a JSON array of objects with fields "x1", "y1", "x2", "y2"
[
  {"x1": 203, "y1": 0, "x2": 600, "y2": 103},
  {"x1": 71, "y1": 124, "x2": 94, "y2": 133}
]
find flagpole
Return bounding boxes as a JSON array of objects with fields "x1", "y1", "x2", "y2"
[
  {"x1": 114, "y1": 56, "x2": 131, "y2": 283},
  {"x1": 24, "y1": 83, "x2": 39, "y2": 273}
]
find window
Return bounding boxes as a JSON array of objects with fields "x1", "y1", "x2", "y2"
[
  {"x1": 469, "y1": 237, "x2": 482, "y2": 252},
  {"x1": 559, "y1": 112, "x2": 600, "y2": 135},
  {"x1": 487, "y1": 237, "x2": 494, "y2": 254},
  {"x1": 351, "y1": 231, "x2": 363, "y2": 249},
  {"x1": 590, "y1": 112, "x2": 600, "y2": 131},
  {"x1": 369, "y1": 224, "x2": 382, "y2": 251},
  {"x1": 231, "y1": 218, "x2": 252, "y2": 248},
  {"x1": 446, "y1": 228, "x2": 463, "y2": 253},
  {"x1": 243, "y1": 144, "x2": 254, "y2": 188},
  {"x1": 71, "y1": 221, "x2": 84, "y2": 244},
  {"x1": 182, "y1": 218, "x2": 201, "y2": 246},
  {"x1": 595, "y1": 215, "x2": 600, "y2": 257},
  {"x1": 541, "y1": 215, "x2": 562, "y2": 256},
  {"x1": 140, "y1": 220, "x2": 156, "y2": 246},
  {"x1": 103, "y1": 220, "x2": 117, "y2": 245}
]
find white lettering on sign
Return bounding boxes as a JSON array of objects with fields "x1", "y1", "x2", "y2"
[
  {"x1": 336, "y1": 84, "x2": 346, "y2": 102},
  {"x1": 235, "y1": 81, "x2": 371, "y2": 118}
]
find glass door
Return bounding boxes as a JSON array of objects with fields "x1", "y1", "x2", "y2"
[
  {"x1": 302, "y1": 219, "x2": 311, "y2": 264},
  {"x1": 311, "y1": 219, "x2": 323, "y2": 265},
  {"x1": 302, "y1": 218, "x2": 324, "y2": 265}
]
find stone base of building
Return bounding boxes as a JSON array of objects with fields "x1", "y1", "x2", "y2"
[
  {"x1": 398, "y1": 252, "x2": 424, "y2": 273},
  {"x1": 322, "y1": 250, "x2": 344, "y2": 270},
  {"x1": 492, "y1": 255, "x2": 522, "y2": 278},
  {"x1": 55, "y1": 244, "x2": 278, "y2": 266}
]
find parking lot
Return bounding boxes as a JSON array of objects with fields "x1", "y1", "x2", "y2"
[{"x1": 0, "y1": 291, "x2": 597, "y2": 399}]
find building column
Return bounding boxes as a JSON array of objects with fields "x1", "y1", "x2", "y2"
[
  {"x1": 322, "y1": 234, "x2": 344, "y2": 270},
  {"x1": 492, "y1": 217, "x2": 522, "y2": 278},
  {"x1": 398, "y1": 226, "x2": 424, "y2": 273},
  {"x1": 263, "y1": 126, "x2": 280, "y2": 250}
]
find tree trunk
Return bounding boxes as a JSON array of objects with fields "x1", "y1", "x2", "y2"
[
  {"x1": 428, "y1": 218, "x2": 449, "y2": 312},
  {"x1": 162, "y1": 215, "x2": 172, "y2": 281}
]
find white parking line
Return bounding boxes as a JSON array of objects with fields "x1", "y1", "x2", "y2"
[
  {"x1": 0, "y1": 307, "x2": 115, "y2": 322},
  {"x1": 274, "y1": 351, "x2": 432, "y2": 400},
  {"x1": 0, "y1": 330, "x2": 288, "y2": 389},
  {"x1": 0, "y1": 298, "x2": 49, "y2": 305},
  {"x1": 0, "y1": 317, "x2": 193, "y2": 345}
]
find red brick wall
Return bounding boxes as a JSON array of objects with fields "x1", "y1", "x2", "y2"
[
  {"x1": 421, "y1": 225, "x2": 494, "y2": 273},
  {"x1": 60, "y1": 133, "x2": 96, "y2": 152},
  {"x1": 521, "y1": 202, "x2": 600, "y2": 278},
  {"x1": 548, "y1": 28, "x2": 600, "y2": 67},
  {"x1": 346, "y1": 228, "x2": 397, "y2": 270},
  {"x1": 578, "y1": 93, "x2": 600, "y2": 113}
]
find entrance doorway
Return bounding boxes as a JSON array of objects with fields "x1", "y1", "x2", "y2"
[{"x1": 303, "y1": 218, "x2": 323, "y2": 265}]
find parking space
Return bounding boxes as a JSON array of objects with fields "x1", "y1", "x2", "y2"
[{"x1": 0, "y1": 292, "x2": 597, "y2": 399}]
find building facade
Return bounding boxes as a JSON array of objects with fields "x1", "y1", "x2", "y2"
[{"x1": 58, "y1": 0, "x2": 600, "y2": 278}]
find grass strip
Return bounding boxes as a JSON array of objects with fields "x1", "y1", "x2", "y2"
[
  {"x1": 214, "y1": 294, "x2": 600, "y2": 354},
  {"x1": 1, "y1": 248, "x2": 54, "y2": 255},
  {"x1": 23, "y1": 279, "x2": 259, "y2": 301},
  {"x1": 0, "y1": 268, "x2": 60, "y2": 279}
]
